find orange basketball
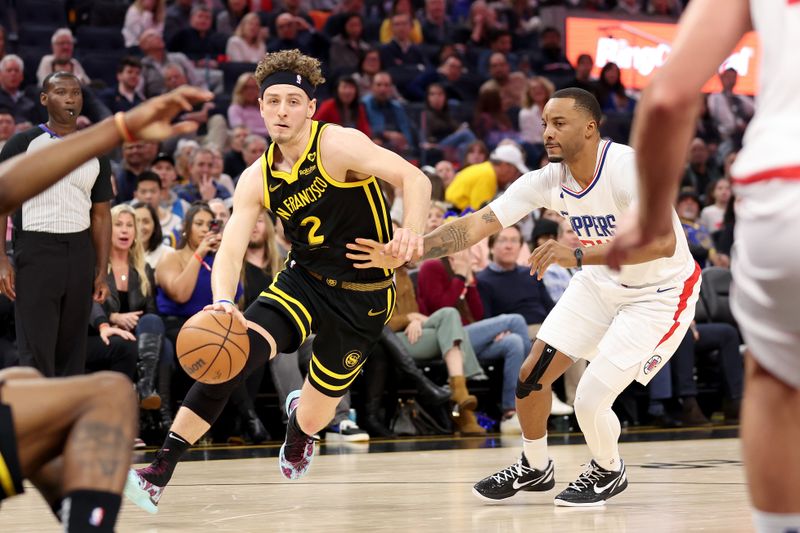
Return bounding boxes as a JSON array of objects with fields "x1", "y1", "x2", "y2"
[{"x1": 176, "y1": 311, "x2": 250, "y2": 384}]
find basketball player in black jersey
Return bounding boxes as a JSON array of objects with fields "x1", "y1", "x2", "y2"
[
  {"x1": 125, "y1": 50, "x2": 431, "y2": 513},
  {"x1": 0, "y1": 86, "x2": 213, "y2": 532}
]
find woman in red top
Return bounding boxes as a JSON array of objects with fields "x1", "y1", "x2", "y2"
[{"x1": 314, "y1": 75, "x2": 372, "y2": 137}]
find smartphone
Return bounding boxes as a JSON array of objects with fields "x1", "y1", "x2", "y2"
[{"x1": 209, "y1": 219, "x2": 222, "y2": 233}]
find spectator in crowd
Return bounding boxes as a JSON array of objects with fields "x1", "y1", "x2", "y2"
[
  {"x1": 227, "y1": 74, "x2": 269, "y2": 137},
  {"x1": 329, "y1": 14, "x2": 371, "y2": 74},
  {"x1": 0, "y1": 24, "x2": 6, "y2": 60},
  {"x1": 176, "y1": 147, "x2": 232, "y2": 203},
  {"x1": 420, "y1": 82, "x2": 475, "y2": 162},
  {"x1": 426, "y1": 201, "x2": 448, "y2": 233},
  {"x1": 267, "y1": 0, "x2": 316, "y2": 36},
  {"x1": 388, "y1": 264, "x2": 487, "y2": 435},
  {"x1": 647, "y1": 0, "x2": 681, "y2": 17},
  {"x1": 89, "y1": 205, "x2": 174, "y2": 424},
  {"x1": 122, "y1": 0, "x2": 166, "y2": 49},
  {"x1": 173, "y1": 138, "x2": 198, "y2": 183},
  {"x1": 168, "y1": 5, "x2": 227, "y2": 64},
  {"x1": 408, "y1": 54, "x2": 472, "y2": 103},
  {"x1": 223, "y1": 126, "x2": 249, "y2": 180},
  {"x1": 353, "y1": 48, "x2": 384, "y2": 98},
  {"x1": 421, "y1": 0, "x2": 450, "y2": 46},
  {"x1": 132, "y1": 201, "x2": 174, "y2": 268},
  {"x1": 150, "y1": 151, "x2": 190, "y2": 223},
  {"x1": 133, "y1": 172, "x2": 182, "y2": 240},
  {"x1": 216, "y1": 0, "x2": 251, "y2": 38},
  {"x1": 615, "y1": 0, "x2": 643, "y2": 15},
  {"x1": 472, "y1": 86, "x2": 522, "y2": 150},
  {"x1": 0, "y1": 108, "x2": 14, "y2": 150},
  {"x1": 208, "y1": 197, "x2": 231, "y2": 228},
  {"x1": 268, "y1": 12, "x2": 312, "y2": 54},
  {"x1": 0, "y1": 55, "x2": 36, "y2": 124},
  {"x1": 36, "y1": 29, "x2": 91, "y2": 86},
  {"x1": 682, "y1": 137, "x2": 722, "y2": 198},
  {"x1": 477, "y1": 29, "x2": 519, "y2": 78},
  {"x1": 102, "y1": 56, "x2": 145, "y2": 114},
  {"x1": 164, "y1": 0, "x2": 193, "y2": 43},
  {"x1": 0, "y1": 72, "x2": 112, "y2": 376},
  {"x1": 695, "y1": 93, "x2": 723, "y2": 148},
  {"x1": 114, "y1": 140, "x2": 153, "y2": 204},
  {"x1": 565, "y1": 54, "x2": 599, "y2": 98},
  {"x1": 379, "y1": 13, "x2": 428, "y2": 71},
  {"x1": 226, "y1": 13, "x2": 266, "y2": 63},
  {"x1": 241, "y1": 134, "x2": 268, "y2": 167},
  {"x1": 462, "y1": 140, "x2": 490, "y2": 168},
  {"x1": 434, "y1": 159, "x2": 456, "y2": 189},
  {"x1": 596, "y1": 62, "x2": 635, "y2": 113},
  {"x1": 139, "y1": 29, "x2": 201, "y2": 98},
  {"x1": 159, "y1": 66, "x2": 225, "y2": 147},
  {"x1": 208, "y1": 147, "x2": 236, "y2": 197},
  {"x1": 380, "y1": 0, "x2": 423, "y2": 44},
  {"x1": 417, "y1": 247, "x2": 531, "y2": 434},
  {"x1": 315, "y1": 75, "x2": 372, "y2": 136},
  {"x1": 446, "y1": 143, "x2": 527, "y2": 211},
  {"x1": 707, "y1": 67, "x2": 755, "y2": 149},
  {"x1": 362, "y1": 71, "x2": 415, "y2": 155},
  {"x1": 677, "y1": 189, "x2": 728, "y2": 268},
  {"x1": 479, "y1": 53, "x2": 527, "y2": 113},
  {"x1": 529, "y1": 26, "x2": 574, "y2": 81},
  {"x1": 155, "y1": 203, "x2": 240, "y2": 345},
  {"x1": 519, "y1": 76, "x2": 554, "y2": 148},
  {"x1": 701, "y1": 177, "x2": 732, "y2": 232},
  {"x1": 323, "y1": 0, "x2": 367, "y2": 39},
  {"x1": 456, "y1": 0, "x2": 502, "y2": 49}
]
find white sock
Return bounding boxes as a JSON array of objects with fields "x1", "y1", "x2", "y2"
[
  {"x1": 522, "y1": 434, "x2": 549, "y2": 470},
  {"x1": 752, "y1": 509, "x2": 800, "y2": 533}
]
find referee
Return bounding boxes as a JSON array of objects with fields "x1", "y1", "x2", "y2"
[{"x1": 0, "y1": 71, "x2": 112, "y2": 376}]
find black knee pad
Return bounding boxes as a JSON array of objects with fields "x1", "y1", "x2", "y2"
[
  {"x1": 516, "y1": 343, "x2": 558, "y2": 399},
  {"x1": 182, "y1": 326, "x2": 279, "y2": 424}
]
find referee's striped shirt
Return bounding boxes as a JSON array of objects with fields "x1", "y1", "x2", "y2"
[{"x1": 0, "y1": 124, "x2": 113, "y2": 233}]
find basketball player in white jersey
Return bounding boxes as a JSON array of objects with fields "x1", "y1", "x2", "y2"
[
  {"x1": 608, "y1": 0, "x2": 800, "y2": 530},
  {"x1": 349, "y1": 87, "x2": 699, "y2": 506}
]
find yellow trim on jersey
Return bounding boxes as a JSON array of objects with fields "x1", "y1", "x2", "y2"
[
  {"x1": 309, "y1": 360, "x2": 367, "y2": 391},
  {"x1": 316, "y1": 124, "x2": 379, "y2": 189},
  {"x1": 310, "y1": 354, "x2": 364, "y2": 380},
  {"x1": 266, "y1": 121, "x2": 319, "y2": 184},
  {"x1": 363, "y1": 185, "x2": 391, "y2": 277},
  {"x1": 261, "y1": 293, "x2": 308, "y2": 341},
  {"x1": 384, "y1": 286, "x2": 396, "y2": 325},
  {"x1": 260, "y1": 152, "x2": 270, "y2": 210},
  {"x1": 269, "y1": 281, "x2": 312, "y2": 325},
  {"x1": 0, "y1": 453, "x2": 16, "y2": 497},
  {"x1": 370, "y1": 179, "x2": 392, "y2": 241}
]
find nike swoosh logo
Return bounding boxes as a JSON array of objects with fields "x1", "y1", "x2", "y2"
[
  {"x1": 656, "y1": 287, "x2": 676, "y2": 293},
  {"x1": 593, "y1": 473, "x2": 624, "y2": 494},
  {"x1": 512, "y1": 469, "x2": 552, "y2": 489},
  {"x1": 268, "y1": 182, "x2": 282, "y2": 192},
  {"x1": 367, "y1": 308, "x2": 386, "y2": 317}
]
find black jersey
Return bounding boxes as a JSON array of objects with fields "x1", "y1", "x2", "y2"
[{"x1": 261, "y1": 120, "x2": 393, "y2": 282}]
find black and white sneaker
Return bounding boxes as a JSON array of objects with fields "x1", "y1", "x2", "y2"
[
  {"x1": 472, "y1": 454, "x2": 555, "y2": 502},
  {"x1": 553, "y1": 459, "x2": 627, "y2": 507}
]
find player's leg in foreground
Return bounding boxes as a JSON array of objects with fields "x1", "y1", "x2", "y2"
[
  {"x1": 551, "y1": 356, "x2": 637, "y2": 506},
  {"x1": 740, "y1": 354, "x2": 800, "y2": 532},
  {"x1": 472, "y1": 339, "x2": 572, "y2": 501},
  {"x1": 1, "y1": 367, "x2": 137, "y2": 532}
]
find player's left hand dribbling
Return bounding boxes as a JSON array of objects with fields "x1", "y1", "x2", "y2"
[
  {"x1": 203, "y1": 301, "x2": 247, "y2": 330},
  {"x1": 528, "y1": 240, "x2": 575, "y2": 280}
]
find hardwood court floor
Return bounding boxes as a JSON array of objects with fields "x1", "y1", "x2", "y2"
[{"x1": 0, "y1": 435, "x2": 751, "y2": 532}]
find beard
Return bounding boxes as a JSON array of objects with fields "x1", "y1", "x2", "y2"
[{"x1": 547, "y1": 154, "x2": 564, "y2": 163}]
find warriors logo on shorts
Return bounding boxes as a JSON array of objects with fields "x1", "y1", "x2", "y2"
[
  {"x1": 343, "y1": 351, "x2": 363, "y2": 370},
  {"x1": 643, "y1": 355, "x2": 662, "y2": 375}
]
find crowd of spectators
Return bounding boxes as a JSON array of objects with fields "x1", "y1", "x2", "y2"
[{"x1": 0, "y1": 0, "x2": 748, "y2": 444}]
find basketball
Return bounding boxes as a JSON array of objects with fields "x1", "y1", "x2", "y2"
[{"x1": 176, "y1": 311, "x2": 250, "y2": 385}]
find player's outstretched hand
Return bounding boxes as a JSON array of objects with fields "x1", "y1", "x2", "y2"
[
  {"x1": 124, "y1": 86, "x2": 214, "y2": 142},
  {"x1": 384, "y1": 227, "x2": 423, "y2": 263},
  {"x1": 528, "y1": 239, "x2": 576, "y2": 280},
  {"x1": 346, "y1": 238, "x2": 407, "y2": 270},
  {"x1": 203, "y1": 301, "x2": 248, "y2": 331}
]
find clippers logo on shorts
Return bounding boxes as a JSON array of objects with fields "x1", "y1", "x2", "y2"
[
  {"x1": 343, "y1": 350, "x2": 363, "y2": 369},
  {"x1": 643, "y1": 355, "x2": 662, "y2": 375}
]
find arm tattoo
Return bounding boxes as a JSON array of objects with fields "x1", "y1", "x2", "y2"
[
  {"x1": 481, "y1": 210, "x2": 497, "y2": 224},
  {"x1": 422, "y1": 219, "x2": 471, "y2": 260}
]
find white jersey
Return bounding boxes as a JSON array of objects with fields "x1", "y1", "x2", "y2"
[
  {"x1": 731, "y1": 1, "x2": 800, "y2": 182},
  {"x1": 490, "y1": 140, "x2": 695, "y2": 287}
]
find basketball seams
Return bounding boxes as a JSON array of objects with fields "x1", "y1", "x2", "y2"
[{"x1": 177, "y1": 312, "x2": 250, "y2": 384}]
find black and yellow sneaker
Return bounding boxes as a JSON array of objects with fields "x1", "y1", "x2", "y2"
[
  {"x1": 553, "y1": 460, "x2": 628, "y2": 507},
  {"x1": 472, "y1": 454, "x2": 555, "y2": 502}
]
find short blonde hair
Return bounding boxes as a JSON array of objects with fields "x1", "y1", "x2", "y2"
[
  {"x1": 235, "y1": 12, "x2": 261, "y2": 42},
  {"x1": 254, "y1": 49, "x2": 325, "y2": 89},
  {"x1": 232, "y1": 73, "x2": 258, "y2": 106},
  {"x1": 522, "y1": 76, "x2": 555, "y2": 109}
]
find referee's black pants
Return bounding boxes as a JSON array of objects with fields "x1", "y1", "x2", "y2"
[{"x1": 14, "y1": 230, "x2": 95, "y2": 377}]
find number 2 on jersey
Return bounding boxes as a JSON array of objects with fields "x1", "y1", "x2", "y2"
[{"x1": 300, "y1": 216, "x2": 324, "y2": 245}]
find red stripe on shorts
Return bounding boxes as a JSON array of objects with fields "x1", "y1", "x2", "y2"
[
  {"x1": 732, "y1": 165, "x2": 800, "y2": 185},
  {"x1": 656, "y1": 262, "x2": 701, "y2": 347}
]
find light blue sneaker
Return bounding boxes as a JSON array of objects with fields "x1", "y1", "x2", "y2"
[
  {"x1": 278, "y1": 390, "x2": 316, "y2": 480},
  {"x1": 123, "y1": 468, "x2": 161, "y2": 514}
]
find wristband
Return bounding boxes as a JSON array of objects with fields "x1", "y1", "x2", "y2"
[
  {"x1": 98, "y1": 323, "x2": 110, "y2": 331},
  {"x1": 114, "y1": 112, "x2": 136, "y2": 143},
  {"x1": 215, "y1": 299, "x2": 235, "y2": 306},
  {"x1": 193, "y1": 252, "x2": 204, "y2": 263},
  {"x1": 574, "y1": 247, "x2": 584, "y2": 271}
]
